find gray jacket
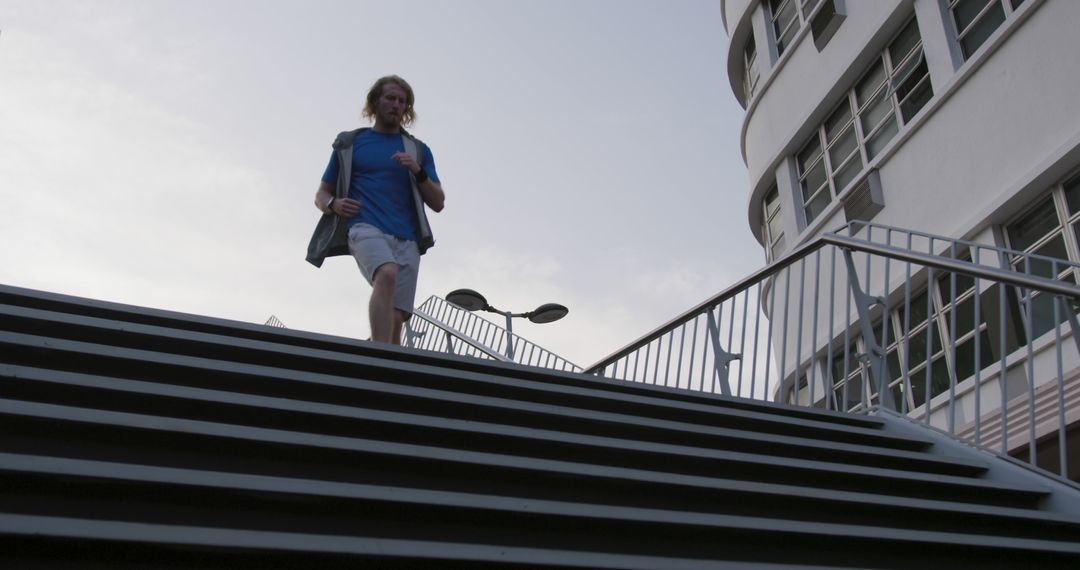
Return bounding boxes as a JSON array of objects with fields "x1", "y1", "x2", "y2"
[{"x1": 305, "y1": 128, "x2": 435, "y2": 267}]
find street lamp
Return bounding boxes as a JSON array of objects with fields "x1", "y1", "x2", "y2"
[{"x1": 445, "y1": 288, "x2": 568, "y2": 359}]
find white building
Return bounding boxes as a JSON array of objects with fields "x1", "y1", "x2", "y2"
[{"x1": 722, "y1": 0, "x2": 1080, "y2": 477}]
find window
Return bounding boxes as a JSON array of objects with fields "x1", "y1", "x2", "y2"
[
  {"x1": 796, "y1": 17, "x2": 932, "y2": 225},
  {"x1": 769, "y1": 0, "x2": 844, "y2": 56},
  {"x1": 762, "y1": 185, "x2": 785, "y2": 262},
  {"x1": 829, "y1": 273, "x2": 1004, "y2": 413},
  {"x1": 831, "y1": 340, "x2": 865, "y2": 411},
  {"x1": 1005, "y1": 172, "x2": 1080, "y2": 339},
  {"x1": 768, "y1": 0, "x2": 801, "y2": 56},
  {"x1": 949, "y1": 0, "x2": 1026, "y2": 60},
  {"x1": 743, "y1": 36, "x2": 760, "y2": 102}
]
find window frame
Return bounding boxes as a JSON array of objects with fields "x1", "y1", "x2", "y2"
[
  {"x1": 762, "y1": 184, "x2": 785, "y2": 262},
  {"x1": 948, "y1": 0, "x2": 1025, "y2": 60},
  {"x1": 827, "y1": 260, "x2": 1001, "y2": 414},
  {"x1": 796, "y1": 16, "x2": 931, "y2": 226},
  {"x1": 1004, "y1": 171, "x2": 1080, "y2": 340},
  {"x1": 743, "y1": 35, "x2": 760, "y2": 103}
]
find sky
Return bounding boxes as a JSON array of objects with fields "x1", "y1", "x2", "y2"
[{"x1": 0, "y1": 0, "x2": 762, "y2": 369}]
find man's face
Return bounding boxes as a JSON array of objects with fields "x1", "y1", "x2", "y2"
[{"x1": 375, "y1": 83, "x2": 409, "y2": 127}]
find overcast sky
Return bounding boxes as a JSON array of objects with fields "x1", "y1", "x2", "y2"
[{"x1": 0, "y1": 0, "x2": 761, "y2": 368}]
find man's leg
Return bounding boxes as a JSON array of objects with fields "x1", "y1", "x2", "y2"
[
  {"x1": 369, "y1": 262, "x2": 399, "y2": 343},
  {"x1": 391, "y1": 310, "x2": 407, "y2": 346}
]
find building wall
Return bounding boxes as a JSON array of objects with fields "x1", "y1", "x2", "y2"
[
  {"x1": 725, "y1": 0, "x2": 1080, "y2": 254},
  {"x1": 722, "y1": 0, "x2": 1080, "y2": 453}
]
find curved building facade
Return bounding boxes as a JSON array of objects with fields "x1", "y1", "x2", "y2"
[
  {"x1": 726, "y1": 0, "x2": 1080, "y2": 262},
  {"x1": 722, "y1": 0, "x2": 1080, "y2": 472}
]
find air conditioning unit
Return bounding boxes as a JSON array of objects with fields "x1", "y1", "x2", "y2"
[{"x1": 842, "y1": 168, "x2": 884, "y2": 223}]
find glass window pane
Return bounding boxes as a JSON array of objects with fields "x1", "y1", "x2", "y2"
[
  {"x1": 836, "y1": 378, "x2": 863, "y2": 411},
  {"x1": 953, "y1": 296, "x2": 978, "y2": 337},
  {"x1": 825, "y1": 100, "x2": 854, "y2": 142},
  {"x1": 937, "y1": 270, "x2": 976, "y2": 305},
  {"x1": 866, "y1": 117, "x2": 899, "y2": 160},
  {"x1": 767, "y1": 211, "x2": 784, "y2": 238},
  {"x1": 907, "y1": 325, "x2": 943, "y2": 368},
  {"x1": 801, "y1": 0, "x2": 824, "y2": 19},
  {"x1": 832, "y1": 345, "x2": 859, "y2": 383},
  {"x1": 801, "y1": 162, "x2": 827, "y2": 201},
  {"x1": 908, "y1": 290, "x2": 931, "y2": 326},
  {"x1": 1072, "y1": 222, "x2": 1080, "y2": 257},
  {"x1": 798, "y1": 136, "x2": 822, "y2": 170},
  {"x1": 1008, "y1": 197, "x2": 1059, "y2": 251},
  {"x1": 887, "y1": 348, "x2": 902, "y2": 381},
  {"x1": 774, "y1": 0, "x2": 797, "y2": 31},
  {"x1": 953, "y1": 0, "x2": 995, "y2": 35},
  {"x1": 829, "y1": 126, "x2": 859, "y2": 168},
  {"x1": 899, "y1": 69, "x2": 933, "y2": 122},
  {"x1": 1064, "y1": 174, "x2": 1080, "y2": 215},
  {"x1": 1027, "y1": 235, "x2": 1068, "y2": 279},
  {"x1": 908, "y1": 366, "x2": 928, "y2": 408},
  {"x1": 770, "y1": 235, "x2": 786, "y2": 260},
  {"x1": 765, "y1": 186, "x2": 780, "y2": 214},
  {"x1": 779, "y1": 20, "x2": 800, "y2": 51},
  {"x1": 856, "y1": 61, "x2": 886, "y2": 107},
  {"x1": 888, "y1": 19, "x2": 921, "y2": 66},
  {"x1": 928, "y1": 356, "x2": 951, "y2": 399},
  {"x1": 1026, "y1": 291, "x2": 1066, "y2": 339},
  {"x1": 805, "y1": 189, "x2": 831, "y2": 224},
  {"x1": 833, "y1": 153, "x2": 864, "y2": 192},
  {"x1": 954, "y1": 330, "x2": 996, "y2": 381},
  {"x1": 860, "y1": 91, "x2": 892, "y2": 134},
  {"x1": 959, "y1": 2, "x2": 1006, "y2": 58}
]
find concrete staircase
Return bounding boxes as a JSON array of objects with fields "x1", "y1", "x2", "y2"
[{"x1": 2, "y1": 284, "x2": 1079, "y2": 568}]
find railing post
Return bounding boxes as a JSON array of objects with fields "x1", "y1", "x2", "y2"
[
  {"x1": 1060, "y1": 295, "x2": 1080, "y2": 358},
  {"x1": 443, "y1": 329, "x2": 457, "y2": 355},
  {"x1": 841, "y1": 248, "x2": 897, "y2": 412},
  {"x1": 707, "y1": 309, "x2": 739, "y2": 397},
  {"x1": 403, "y1": 321, "x2": 425, "y2": 349}
]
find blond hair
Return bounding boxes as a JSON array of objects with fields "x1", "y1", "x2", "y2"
[{"x1": 362, "y1": 75, "x2": 416, "y2": 127}]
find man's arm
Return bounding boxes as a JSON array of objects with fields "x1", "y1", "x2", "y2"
[
  {"x1": 417, "y1": 178, "x2": 445, "y2": 212},
  {"x1": 315, "y1": 181, "x2": 361, "y2": 217},
  {"x1": 391, "y1": 151, "x2": 445, "y2": 212}
]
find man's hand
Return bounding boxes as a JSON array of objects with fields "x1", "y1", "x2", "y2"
[
  {"x1": 331, "y1": 197, "x2": 362, "y2": 217},
  {"x1": 391, "y1": 151, "x2": 421, "y2": 174}
]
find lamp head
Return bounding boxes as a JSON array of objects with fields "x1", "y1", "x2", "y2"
[
  {"x1": 528, "y1": 303, "x2": 569, "y2": 324},
  {"x1": 446, "y1": 288, "x2": 488, "y2": 311}
]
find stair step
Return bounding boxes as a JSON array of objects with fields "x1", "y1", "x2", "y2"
[
  {"x1": 0, "y1": 400, "x2": 1049, "y2": 510},
  {"x1": 3, "y1": 510, "x2": 1079, "y2": 570},
  {"x1": 4, "y1": 284, "x2": 1080, "y2": 568},
  {"x1": 3, "y1": 453, "x2": 1077, "y2": 543},
  {"x1": 0, "y1": 327, "x2": 933, "y2": 452},
  {"x1": 0, "y1": 286, "x2": 879, "y2": 428},
  {"x1": 0, "y1": 362, "x2": 987, "y2": 478}
]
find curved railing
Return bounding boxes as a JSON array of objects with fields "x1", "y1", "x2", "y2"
[{"x1": 586, "y1": 221, "x2": 1080, "y2": 479}]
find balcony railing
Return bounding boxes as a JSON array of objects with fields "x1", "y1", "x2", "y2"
[{"x1": 586, "y1": 221, "x2": 1080, "y2": 479}]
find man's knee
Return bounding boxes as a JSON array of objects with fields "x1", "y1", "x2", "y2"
[{"x1": 373, "y1": 262, "x2": 399, "y2": 288}]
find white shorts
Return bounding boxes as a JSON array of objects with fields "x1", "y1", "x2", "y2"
[{"x1": 347, "y1": 223, "x2": 420, "y2": 317}]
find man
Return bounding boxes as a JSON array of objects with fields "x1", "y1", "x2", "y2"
[{"x1": 308, "y1": 75, "x2": 445, "y2": 345}]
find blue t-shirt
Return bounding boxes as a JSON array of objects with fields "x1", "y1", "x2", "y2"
[{"x1": 321, "y1": 130, "x2": 439, "y2": 241}]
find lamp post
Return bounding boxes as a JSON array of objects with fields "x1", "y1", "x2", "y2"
[{"x1": 445, "y1": 288, "x2": 568, "y2": 360}]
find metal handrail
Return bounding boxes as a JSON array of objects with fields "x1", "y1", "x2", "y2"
[
  {"x1": 407, "y1": 296, "x2": 582, "y2": 372},
  {"x1": 582, "y1": 222, "x2": 1080, "y2": 479},
  {"x1": 585, "y1": 237, "x2": 830, "y2": 373},
  {"x1": 410, "y1": 304, "x2": 511, "y2": 362},
  {"x1": 586, "y1": 229, "x2": 1080, "y2": 374}
]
